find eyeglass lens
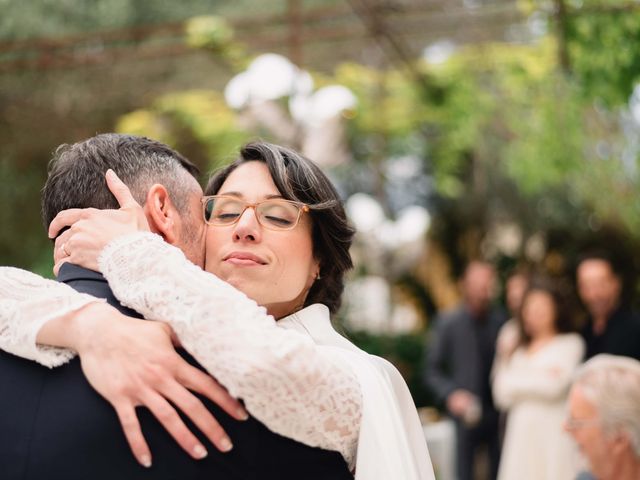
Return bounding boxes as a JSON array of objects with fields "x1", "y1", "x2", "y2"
[{"x1": 204, "y1": 197, "x2": 301, "y2": 229}]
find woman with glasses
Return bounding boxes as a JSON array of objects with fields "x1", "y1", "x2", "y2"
[
  {"x1": 492, "y1": 276, "x2": 585, "y2": 480},
  {"x1": 0, "y1": 142, "x2": 433, "y2": 480}
]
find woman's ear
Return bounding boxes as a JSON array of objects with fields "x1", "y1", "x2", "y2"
[
  {"x1": 310, "y1": 259, "x2": 321, "y2": 284},
  {"x1": 143, "y1": 184, "x2": 180, "y2": 245}
]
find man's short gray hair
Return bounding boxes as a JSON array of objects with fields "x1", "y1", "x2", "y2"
[
  {"x1": 42, "y1": 133, "x2": 201, "y2": 233},
  {"x1": 573, "y1": 354, "x2": 640, "y2": 457}
]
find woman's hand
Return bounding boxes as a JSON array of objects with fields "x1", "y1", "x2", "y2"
[
  {"x1": 46, "y1": 302, "x2": 248, "y2": 467},
  {"x1": 50, "y1": 169, "x2": 148, "y2": 274}
]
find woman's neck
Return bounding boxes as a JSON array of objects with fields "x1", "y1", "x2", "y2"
[{"x1": 526, "y1": 331, "x2": 556, "y2": 354}]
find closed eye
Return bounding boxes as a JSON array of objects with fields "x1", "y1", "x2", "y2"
[
  {"x1": 264, "y1": 215, "x2": 294, "y2": 226},
  {"x1": 216, "y1": 212, "x2": 241, "y2": 220}
]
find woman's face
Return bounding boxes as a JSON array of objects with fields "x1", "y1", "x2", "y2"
[
  {"x1": 204, "y1": 161, "x2": 319, "y2": 319},
  {"x1": 521, "y1": 290, "x2": 557, "y2": 338}
]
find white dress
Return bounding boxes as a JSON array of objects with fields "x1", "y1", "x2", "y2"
[
  {"x1": 0, "y1": 232, "x2": 434, "y2": 480},
  {"x1": 492, "y1": 333, "x2": 585, "y2": 480}
]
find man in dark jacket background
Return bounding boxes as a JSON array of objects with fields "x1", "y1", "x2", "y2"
[
  {"x1": 576, "y1": 251, "x2": 640, "y2": 361},
  {"x1": 425, "y1": 260, "x2": 507, "y2": 480}
]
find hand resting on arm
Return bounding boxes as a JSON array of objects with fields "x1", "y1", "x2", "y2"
[{"x1": 36, "y1": 299, "x2": 247, "y2": 466}]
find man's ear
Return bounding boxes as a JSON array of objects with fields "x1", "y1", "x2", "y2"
[
  {"x1": 143, "y1": 184, "x2": 180, "y2": 245},
  {"x1": 610, "y1": 429, "x2": 631, "y2": 455}
]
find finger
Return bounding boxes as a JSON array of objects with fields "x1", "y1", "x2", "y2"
[
  {"x1": 114, "y1": 403, "x2": 153, "y2": 468},
  {"x1": 178, "y1": 364, "x2": 248, "y2": 421},
  {"x1": 53, "y1": 243, "x2": 70, "y2": 272},
  {"x1": 53, "y1": 228, "x2": 74, "y2": 252},
  {"x1": 162, "y1": 380, "x2": 234, "y2": 453},
  {"x1": 106, "y1": 169, "x2": 141, "y2": 210},
  {"x1": 53, "y1": 258, "x2": 69, "y2": 277},
  {"x1": 48, "y1": 208, "x2": 86, "y2": 238},
  {"x1": 169, "y1": 330, "x2": 183, "y2": 348},
  {"x1": 53, "y1": 231, "x2": 74, "y2": 265},
  {"x1": 141, "y1": 390, "x2": 209, "y2": 460},
  {"x1": 159, "y1": 324, "x2": 182, "y2": 348}
]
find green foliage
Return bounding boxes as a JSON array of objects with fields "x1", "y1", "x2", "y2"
[
  {"x1": 334, "y1": 63, "x2": 431, "y2": 139},
  {"x1": 185, "y1": 16, "x2": 235, "y2": 49},
  {"x1": 331, "y1": 23, "x2": 638, "y2": 245},
  {"x1": 423, "y1": 55, "x2": 498, "y2": 196},
  {"x1": 185, "y1": 16, "x2": 247, "y2": 70},
  {"x1": 0, "y1": 158, "x2": 52, "y2": 273},
  {"x1": 432, "y1": 41, "x2": 579, "y2": 196},
  {"x1": 0, "y1": 0, "x2": 292, "y2": 41},
  {"x1": 0, "y1": 0, "x2": 219, "y2": 40},
  {"x1": 502, "y1": 75, "x2": 585, "y2": 194},
  {"x1": 572, "y1": 152, "x2": 640, "y2": 233},
  {"x1": 567, "y1": 5, "x2": 640, "y2": 106},
  {"x1": 116, "y1": 90, "x2": 250, "y2": 170}
]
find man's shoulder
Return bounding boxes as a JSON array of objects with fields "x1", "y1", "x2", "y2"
[
  {"x1": 610, "y1": 306, "x2": 640, "y2": 330},
  {"x1": 58, "y1": 263, "x2": 142, "y2": 318},
  {"x1": 434, "y1": 305, "x2": 469, "y2": 330},
  {"x1": 436, "y1": 305, "x2": 465, "y2": 320},
  {"x1": 489, "y1": 305, "x2": 508, "y2": 326},
  {"x1": 625, "y1": 307, "x2": 640, "y2": 324}
]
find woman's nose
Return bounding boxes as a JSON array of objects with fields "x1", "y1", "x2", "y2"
[{"x1": 232, "y1": 207, "x2": 262, "y2": 242}]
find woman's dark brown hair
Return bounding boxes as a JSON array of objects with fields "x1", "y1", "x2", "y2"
[
  {"x1": 205, "y1": 141, "x2": 355, "y2": 314},
  {"x1": 517, "y1": 275, "x2": 577, "y2": 345}
]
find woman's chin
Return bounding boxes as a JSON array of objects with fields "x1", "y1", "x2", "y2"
[{"x1": 223, "y1": 276, "x2": 263, "y2": 302}]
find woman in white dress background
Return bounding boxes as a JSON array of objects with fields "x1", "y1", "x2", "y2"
[
  {"x1": 0, "y1": 140, "x2": 434, "y2": 479},
  {"x1": 492, "y1": 276, "x2": 585, "y2": 480}
]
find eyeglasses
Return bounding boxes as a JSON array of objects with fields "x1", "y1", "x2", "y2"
[
  {"x1": 202, "y1": 195, "x2": 309, "y2": 231},
  {"x1": 564, "y1": 416, "x2": 600, "y2": 431}
]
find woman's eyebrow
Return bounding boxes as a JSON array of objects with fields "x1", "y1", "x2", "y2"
[{"x1": 217, "y1": 191, "x2": 243, "y2": 198}]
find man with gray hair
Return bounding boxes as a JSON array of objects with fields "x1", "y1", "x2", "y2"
[
  {"x1": 564, "y1": 354, "x2": 640, "y2": 480},
  {"x1": 42, "y1": 132, "x2": 206, "y2": 267}
]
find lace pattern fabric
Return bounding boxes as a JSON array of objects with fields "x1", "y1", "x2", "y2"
[
  {"x1": 0, "y1": 267, "x2": 102, "y2": 368},
  {"x1": 99, "y1": 232, "x2": 362, "y2": 467}
]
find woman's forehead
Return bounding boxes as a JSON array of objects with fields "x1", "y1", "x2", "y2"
[{"x1": 219, "y1": 161, "x2": 280, "y2": 197}]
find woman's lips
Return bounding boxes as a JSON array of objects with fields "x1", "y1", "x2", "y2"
[{"x1": 223, "y1": 252, "x2": 267, "y2": 266}]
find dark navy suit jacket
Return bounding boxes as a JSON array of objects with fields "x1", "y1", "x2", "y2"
[
  {"x1": 0, "y1": 263, "x2": 352, "y2": 480},
  {"x1": 581, "y1": 306, "x2": 640, "y2": 361}
]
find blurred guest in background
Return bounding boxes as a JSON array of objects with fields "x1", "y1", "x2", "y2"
[
  {"x1": 493, "y1": 268, "x2": 529, "y2": 446},
  {"x1": 576, "y1": 251, "x2": 640, "y2": 360},
  {"x1": 565, "y1": 354, "x2": 640, "y2": 480},
  {"x1": 425, "y1": 260, "x2": 507, "y2": 480},
  {"x1": 494, "y1": 269, "x2": 529, "y2": 365},
  {"x1": 493, "y1": 277, "x2": 584, "y2": 480}
]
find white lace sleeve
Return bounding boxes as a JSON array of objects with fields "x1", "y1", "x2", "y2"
[
  {"x1": 0, "y1": 266, "x2": 103, "y2": 368},
  {"x1": 99, "y1": 232, "x2": 362, "y2": 467}
]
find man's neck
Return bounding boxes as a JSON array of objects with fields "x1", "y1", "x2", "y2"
[
  {"x1": 591, "y1": 303, "x2": 621, "y2": 336},
  {"x1": 592, "y1": 316, "x2": 608, "y2": 336},
  {"x1": 465, "y1": 302, "x2": 488, "y2": 320}
]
